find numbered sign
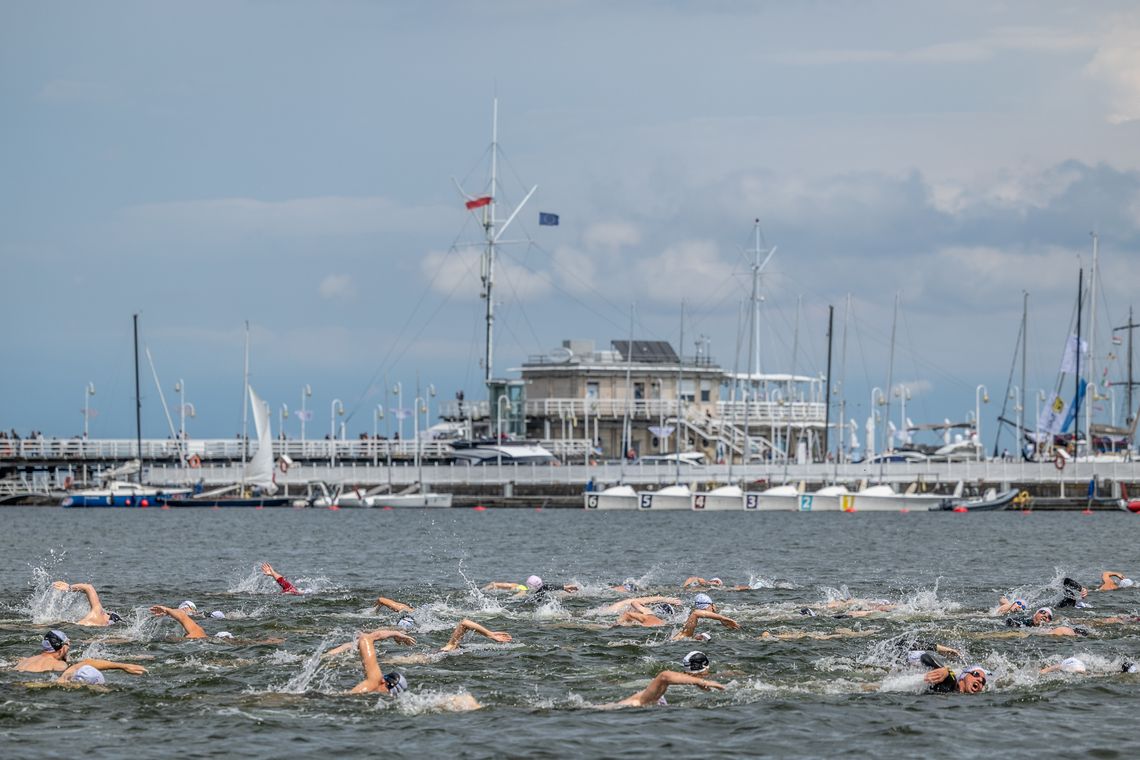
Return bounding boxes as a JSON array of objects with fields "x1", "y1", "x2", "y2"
[
  {"x1": 745, "y1": 494, "x2": 759, "y2": 510},
  {"x1": 586, "y1": 494, "x2": 599, "y2": 509},
  {"x1": 841, "y1": 494, "x2": 856, "y2": 512},
  {"x1": 639, "y1": 493, "x2": 654, "y2": 509},
  {"x1": 694, "y1": 495, "x2": 706, "y2": 510},
  {"x1": 799, "y1": 494, "x2": 813, "y2": 512}
]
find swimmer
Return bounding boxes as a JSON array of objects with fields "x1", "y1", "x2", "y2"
[
  {"x1": 1006, "y1": 606, "x2": 1055, "y2": 628},
  {"x1": 149, "y1": 604, "x2": 207, "y2": 639},
  {"x1": 439, "y1": 619, "x2": 513, "y2": 652},
  {"x1": 615, "y1": 600, "x2": 668, "y2": 627},
  {"x1": 598, "y1": 596, "x2": 683, "y2": 615},
  {"x1": 923, "y1": 661, "x2": 989, "y2": 694},
  {"x1": 16, "y1": 630, "x2": 72, "y2": 673},
  {"x1": 681, "y1": 576, "x2": 724, "y2": 589},
  {"x1": 51, "y1": 581, "x2": 122, "y2": 627},
  {"x1": 994, "y1": 596, "x2": 1028, "y2": 615},
  {"x1": 681, "y1": 650, "x2": 710, "y2": 674},
  {"x1": 374, "y1": 596, "x2": 414, "y2": 614},
  {"x1": 1096, "y1": 572, "x2": 1135, "y2": 591},
  {"x1": 348, "y1": 630, "x2": 411, "y2": 696},
  {"x1": 612, "y1": 578, "x2": 642, "y2": 593},
  {"x1": 56, "y1": 659, "x2": 147, "y2": 685},
  {"x1": 261, "y1": 562, "x2": 302, "y2": 595},
  {"x1": 1040, "y1": 656, "x2": 1088, "y2": 675},
  {"x1": 1055, "y1": 577, "x2": 1089, "y2": 609},
  {"x1": 673, "y1": 609, "x2": 740, "y2": 641},
  {"x1": 610, "y1": 670, "x2": 725, "y2": 707},
  {"x1": 483, "y1": 575, "x2": 579, "y2": 597},
  {"x1": 323, "y1": 628, "x2": 417, "y2": 658}
]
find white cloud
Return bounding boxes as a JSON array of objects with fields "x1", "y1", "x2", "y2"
[
  {"x1": 318, "y1": 274, "x2": 356, "y2": 301},
  {"x1": 1085, "y1": 35, "x2": 1140, "y2": 124},
  {"x1": 421, "y1": 248, "x2": 552, "y2": 303},
  {"x1": 633, "y1": 240, "x2": 736, "y2": 304},
  {"x1": 582, "y1": 221, "x2": 641, "y2": 251}
]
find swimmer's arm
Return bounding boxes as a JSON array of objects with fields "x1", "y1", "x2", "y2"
[
  {"x1": 623, "y1": 671, "x2": 725, "y2": 705},
  {"x1": 60, "y1": 582, "x2": 106, "y2": 614},
  {"x1": 65, "y1": 658, "x2": 148, "y2": 679},
  {"x1": 695, "y1": 610, "x2": 741, "y2": 629},
  {"x1": 149, "y1": 605, "x2": 206, "y2": 639},
  {"x1": 994, "y1": 597, "x2": 1022, "y2": 614},
  {"x1": 364, "y1": 628, "x2": 416, "y2": 646},
  {"x1": 482, "y1": 582, "x2": 520, "y2": 591},
  {"x1": 629, "y1": 600, "x2": 653, "y2": 614},
  {"x1": 374, "y1": 596, "x2": 413, "y2": 613},
  {"x1": 349, "y1": 635, "x2": 390, "y2": 694},
  {"x1": 681, "y1": 577, "x2": 706, "y2": 588},
  {"x1": 562, "y1": 583, "x2": 580, "y2": 593},
  {"x1": 440, "y1": 619, "x2": 512, "y2": 652},
  {"x1": 933, "y1": 644, "x2": 961, "y2": 659},
  {"x1": 923, "y1": 667, "x2": 953, "y2": 684}
]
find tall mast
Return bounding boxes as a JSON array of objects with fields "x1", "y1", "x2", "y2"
[
  {"x1": 1074, "y1": 267, "x2": 1083, "y2": 441},
  {"x1": 242, "y1": 321, "x2": 250, "y2": 469},
  {"x1": 1112, "y1": 306, "x2": 1139, "y2": 427},
  {"x1": 880, "y1": 293, "x2": 899, "y2": 482},
  {"x1": 1086, "y1": 232, "x2": 1098, "y2": 447},
  {"x1": 481, "y1": 100, "x2": 499, "y2": 388},
  {"x1": 824, "y1": 304, "x2": 834, "y2": 463},
  {"x1": 676, "y1": 300, "x2": 684, "y2": 484},
  {"x1": 742, "y1": 219, "x2": 776, "y2": 465},
  {"x1": 133, "y1": 313, "x2": 143, "y2": 483},
  {"x1": 1020, "y1": 291, "x2": 1028, "y2": 448}
]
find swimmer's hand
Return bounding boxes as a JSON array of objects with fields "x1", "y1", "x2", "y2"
[
  {"x1": 488, "y1": 631, "x2": 512, "y2": 644},
  {"x1": 52, "y1": 581, "x2": 71, "y2": 591},
  {"x1": 150, "y1": 605, "x2": 170, "y2": 616},
  {"x1": 934, "y1": 644, "x2": 961, "y2": 659},
  {"x1": 563, "y1": 584, "x2": 580, "y2": 593},
  {"x1": 924, "y1": 667, "x2": 951, "y2": 684},
  {"x1": 260, "y1": 562, "x2": 281, "y2": 579},
  {"x1": 696, "y1": 679, "x2": 725, "y2": 692},
  {"x1": 119, "y1": 663, "x2": 148, "y2": 675}
]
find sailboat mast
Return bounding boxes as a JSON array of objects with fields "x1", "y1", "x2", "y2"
[
  {"x1": 242, "y1": 321, "x2": 250, "y2": 468},
  {"x1": 824, "y1": 305, "x2": 834, "y2": 462},
  {"x1": 742, "y1": 220, "x2": 761, "y2": 465},
  {"x1": 880, "y1": 293, "x2": 899, "y2": 482},
  {"x1": 676, "y1": 300, "x2": 684, "y2": 484},
  {"x1": 1074, "y1": 267, "x2": 1083, "y2": 443},
  {"x1": 836, "y1": 294, "x2": 851, "y2": 475},
  {"x1": 1086, "y1": 232, "x2": 1099, "y2": 448},
  {"x1": 133, "y1": 313, "x2": 142, "y2": 483},
  {"x1": 481, "y1": 99, "x2": 500, "y2": 390},
  {"x1": 1020, "y1": 291, "x2": 1028, "y2": 447}
]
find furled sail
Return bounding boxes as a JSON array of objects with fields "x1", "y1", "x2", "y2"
[{"x1": 244, "y1": 387, "x2": 278, "y2": 494}]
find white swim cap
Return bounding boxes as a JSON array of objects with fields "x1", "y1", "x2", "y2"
[
  {"x1": 525, "y1": 575, "x2": 543, "y2": 590},
  {"x1": 178, "y1": 600, "x2": 197, "y2": 611},
  {"x1": 1120, "y1": 578, "x2": 1135, "y2": 588},
  {"x1": 71, "y1": 664, "x2": 105, "y2": 685},
  {"x1": 1059, "y1": 657, "x2": 1087, "y2": 674},
  {"x1": 693, "y1": 593, "x2": 713, "y2": 610},
  {"x1": 210, "y1": 610, "x2": 226, "y2": 619},
  {"x1": 214, "y1": 631, "x2": 234, "y2": 639}
]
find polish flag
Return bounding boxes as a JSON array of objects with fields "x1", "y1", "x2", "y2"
[{"x1": 465, "y1": 196, "x2": 491, "y2": 210}]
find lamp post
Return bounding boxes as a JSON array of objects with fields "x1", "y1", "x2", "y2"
[
  {"x1": 869, "y1": 387, "x2": 885, "y2": 456},
  {"x1": 975, "y1": 384, "x2": 990, "y2": 461},
  {"x1": 373, "y1": 404, "x2": 384, "y2": 466},
  {"x1": 330, "y1": 398, "x2": 344, "y2": 466},
  {"x1": 1034, "y1": 389, "x2": 1047, "y2": 457},
  {"x1": 1010, "y1": 386, "x2": 1022, "y2": 457},
  {"x1": 280, "y1": 404, "x2": 289, "y2": 442},
  {"x1": 83, "y1": 382, "x2": 96, "y2": 439},
  {"x1": 497, "y1": 394, "x2": 511, "y2": 468},
  {"x1": 174, "y1": 380, "x2": 186, "y2": 439},
  {"x1": 300, "y1": 384, "x2": 312, "y2": 442},
  {"x1": 392, "y1": 382, "x2": 404, "y2": 441},
  {"x1": 414, "y1": 396, "x2": 428, "y2": 487},
  {"x1": 894, "y1": 384, "x2": 911, "y2": 446}
]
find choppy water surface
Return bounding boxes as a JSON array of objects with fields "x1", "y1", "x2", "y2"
[{"x1": 2, "y1": 509, "x2": 1139, "y2": 758}]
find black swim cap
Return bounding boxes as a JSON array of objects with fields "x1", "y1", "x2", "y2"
[
  {"x1": 108, "y1": 612, "x2": 123, "y2": 624},
  {"x1": 682, "y1": 650, "x2": 710, "y2": 672},
  {"x1": 383, "y1": 672, "x2": 408, "y2": 695},
  {"x1": 653, "y1": 603, "x2": 677, "y2": 616}
]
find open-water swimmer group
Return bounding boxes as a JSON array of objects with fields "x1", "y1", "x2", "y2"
[{"x1": 2, "y1": 508, "x2": 1138, "y2": 758}]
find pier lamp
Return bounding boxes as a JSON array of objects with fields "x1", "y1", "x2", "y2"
[
  {"x1": 392, "y1": 382, "x2": 404, "y2": 441},
  {"x1": 425, "y1": 384, "x2": 437, "y2": 436},
  {"x1": 300, "y1": 384, "x2": 312, "y2": 442},
  {"x1": 414, "y1": 397, "x2": 429, "y2": 473},
  {"x1": 330, "y1": 399, "x2": 344, "y2": 466},
  {"x1": 83, "y1": 382, "x2": 96, "y2": 440},
  {"x1": 280, "y1": 404, "x2": 289, "y2": 443},
  {"x1": 894, "y1": 385, "x2": 912, "y2": 445},
  {"x1": 373, "y1": 405, "x2": 384, "y2": 466},
  {"x1": 975, "y1": 385, "x2": 990, "y2": 461}
]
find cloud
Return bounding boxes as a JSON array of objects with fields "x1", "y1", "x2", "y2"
[
  {"x1": 420, "y1": 248, "x2": 552, "y2": 303},
  {"x1": 633, "y1": 240, "x2": 736, "y2": 304},
  {"x1": 582, "y1": 221, "x2": 641, "y2": 251},
  {"x1": 117, "y1": 196, "x2": 450, "y2": 244},
  {"x1": 318, "y1": 274, "x2": 356, "y2": 300},
  {"x1": 1085, "y1": 35, "x2": 1140, "y2": 124}
]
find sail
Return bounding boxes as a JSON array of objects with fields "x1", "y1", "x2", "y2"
[{"x1": 244, "y1": 387, "x2": 277, "y2": 493}]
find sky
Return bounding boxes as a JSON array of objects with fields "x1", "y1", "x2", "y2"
[{"x1": 3, "y1": 0, "x2": 1140, "y2": 451}]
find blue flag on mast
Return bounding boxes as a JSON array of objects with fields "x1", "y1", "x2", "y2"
[{"x1": 539, "y1": 212, "x2": 559, "y2": 226}]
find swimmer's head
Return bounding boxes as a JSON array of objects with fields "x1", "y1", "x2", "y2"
[
  {"x1": 682, "y1": 650, "x2": 710, "y2": 673},
  {"x1": 653, "y1": 603, "x2": 677, "y2": 617},
  {"x1": 42, "y1": 630, "x2": 69, "y2": 652},
  {"x1": 210, "y1": 611, "x2": 226, "y2": 619},
  {"x1": 693, "y1": 593, "x2": 713, "y2": 610},
  {"x1": 656, "y1": 695, "x2": 668, "y2": 706},
  {"x1": 1073, "y1": 626, "x2": 1090, "y2": 637},
  {"x1": 1011, "y1": 599, "x2": 1026, "y2": 611},
  {"x1": 383, "y1": 672, "x2": 408, "y2": 695},
  {"x1": 1033, "y1": 607, "x2": 1054, "y2": 625},
  {"x1": 1059, "y1": 657, "x2": 1087, "y2": 674},
  {"x1": 1122, "y1": 661, "x2": 1137, "y2": 673},
  {"x1": 525, "y1": 575, "x2": 543, "y2": 591},
  {"x1": 709, "y1": 577, "x2": 723, "y2": 586},
  {"x1": 397, "y1": 614, "x2": 416, "y2": 630},
  {"x1": 799, "y1": 607, "x2": 817, "y2": 617},
  {"x1": 621, "y1": 578, "x2": 639, "y2": 592},
  {"x1": 1120, "y1": 578, "x2": 1135, "y2": 588},
  {"x1": 70, "y1": 664, "x2": 105, "y2": 685},
  {"x1": 957, "y1": 666, "x2": 988, "y2": 693},
  {"x1": 214, "y1": 631, "x2": 234, "y2": 639},
  {"x1": 693, "y1": 631, "x2": 712, "y2": 642},
  {"x1": 177, "y1": 600, "x2": 197, "y2": 613},
  {"x1": 107, "y1": 612, "x2": 124, "y2": 624}
]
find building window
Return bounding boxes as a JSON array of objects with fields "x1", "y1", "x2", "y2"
[
  {"x1": 586, "y1": 382, "x2": 599, "y2": 399},
  {"x1": 633, "y1": 382, "x2": 644, "y2": 400}
]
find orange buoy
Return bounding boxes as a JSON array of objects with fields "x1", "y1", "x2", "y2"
[
  {"x1": 473, "y1": 505, "x2": 487, "y2": 511},
  {"x1": 953, "y1": 506, "x2": 968, "y2": 513}
]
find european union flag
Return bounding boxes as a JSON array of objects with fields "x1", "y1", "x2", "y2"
[{"x1": 539, "y1": 212, "x2": 559, "y2": 226}]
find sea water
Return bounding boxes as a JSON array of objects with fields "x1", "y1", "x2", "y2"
[{"x1": 1, "y1": 508, "x2": 1138, "y2": 758}]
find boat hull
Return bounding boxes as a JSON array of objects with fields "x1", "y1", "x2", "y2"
[
  {"x1": 693, "y1": 493, "x2": 744, "y2": 511},
  {"x1": 636, "y1": 490, "x2": 692, "y2": 510},
  {"x1": 368, "y1": 493, "x2": 452, "y2": 508}
]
